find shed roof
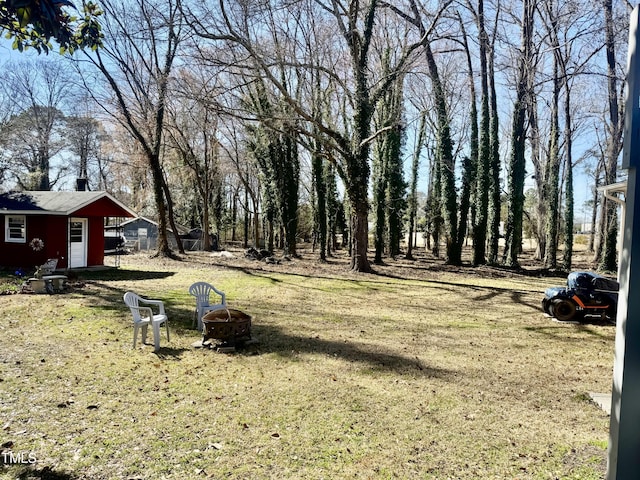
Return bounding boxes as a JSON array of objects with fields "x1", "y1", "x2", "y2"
[
  {"x1": 107, "y1": 216, "x2": 190, "y2": 235},
  {"x1": 0, "y1": 191, "x2": 137, "y2": 217}
]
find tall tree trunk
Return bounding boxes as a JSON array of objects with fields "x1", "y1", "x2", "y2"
[
  {"x1": 562, "y1": 155, "x2": 574, "y2": 270},
  {"x1": 162, "y1": 176, "x2": 185, "y2": 254},
  {"x1": 350, "y1": 195, "x2": 370, "y2": 272},
  {"x1": 423, "y1": 42, "x2": 459, "y2": 265},
  {"x1": 280, "y1": 129, "x2": 299, "y2": 257},
  {"x1": 373, "y1": 134, "x2": 388, "y2": 264},
  {"x1": 599, "y1": 0, "x2": 622, "y2": 272},
  {"x1": 312, "y1": 138, "x2": 327, "y2": 261},
  {"x1": 406, "y1": 112, "x2": 426, "y2": 260},
  {"x1": 430, "y1": 150, "x2": 442, "y2": 257},
  {"x1": 473, "y1": 0, "x2": 490, "y2": 265},
  {"x1": 88, "y1": 0, "x2": 182, "y2": 258},
  {"x1": 487, "y1": 39, "x2": 501, "y2": 265},
  {"x1": 457, "y1": 13, "x2": 478, "y2": 255},
  {"x1": 326, "y1": 163, "x2": 339, "y2": 256},
  {"x1": 504, "y1": 0, "x2": 533, "y2": 267},
  {"x1": 231, "y1": 190, "x2": 238, "y2": 243},
  {"x1": 385, "y1": 104, "x2": 406, "y2": 258},
  {"x1": 530, "y1": 97, "x2": 546, "y2": 260},
  {"x1": 544, "y1": 52, "x2": 561, "y2": 269},
  {"x1": 457, "y1": 156, "x2": 473, "y2": 253},
  {"x1": 243, "y1": 182, "x2": 249, "y2": 248},
  {"x1": 253, "y1": 193, "x2": 261, "y2": 249},
  {"x1": 562, "y1": 71, "x2": 574, "y2": 270},
  {"x1": 588, "y1": 162, "x2": 602, "y2": 253},
  {"x1": 149, "y1": 154, "x2": 171, "y2": 255}
]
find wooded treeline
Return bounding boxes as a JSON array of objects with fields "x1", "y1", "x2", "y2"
[{"x1": 0, "y1": 0, "x2": 631, "y2": 272}]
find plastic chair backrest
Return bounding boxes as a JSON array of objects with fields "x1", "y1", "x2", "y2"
[
  {"x1": 189, "y1": 282, "x2": 225, "y2": 308},
  {"x1": 123, "y1": 292, "x2": 144, "y2": 323}
]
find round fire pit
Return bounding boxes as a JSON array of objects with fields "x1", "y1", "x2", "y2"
[{"x1": 201, "y1": 308, "x2": 251, "y2": 345}]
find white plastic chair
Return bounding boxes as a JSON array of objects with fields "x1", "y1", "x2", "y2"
[
  {"x1": 189, "y1": 282, "x2": 227, "y2": 332},
  {"x1": 123, "y1": 291, "x2": 170, "y2": 352}
]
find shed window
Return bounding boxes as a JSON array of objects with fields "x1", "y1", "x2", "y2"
[{"x1": 5, "y1": 215, "x2": 26, "y2": 243}]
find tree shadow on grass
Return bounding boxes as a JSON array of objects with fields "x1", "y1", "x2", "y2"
[
  {"x1": 154, "y1": 346, "x2": 191, "y2": 360},
  {"x1": 74, "y1": 269, "x2": 175, "y2": 282},
  {"x1": 3, "y1": 465, "x2": 77, "y2": 480},
  {"x1": 376, "y1": 270, "x2": 544, "y2": 311},
  {"x1": 242, "y1": 323, "x2": 457, "y2": 380},
  {"x1": 70, "y1": 278, "x2": 197, "y2": 331},
  {"x1": 524, "y1": 320, "x2": 616, "y2": 341}
]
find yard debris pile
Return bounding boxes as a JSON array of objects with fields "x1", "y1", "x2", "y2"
[{"x1": 245, "y1": 247, "x2": 283, "y2": 264}]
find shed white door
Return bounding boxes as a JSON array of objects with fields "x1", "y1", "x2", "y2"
[{"x1": 69, "y1": 218, "x2": 88, "y2": 268}]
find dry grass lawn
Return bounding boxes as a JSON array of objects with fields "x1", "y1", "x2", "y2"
[{"x1": 0, "y1": 246, "x2": 614, "y2": 479}]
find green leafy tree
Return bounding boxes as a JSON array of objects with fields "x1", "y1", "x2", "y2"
[
  {"x1": 0, "y1": 59, "x2": 71, "y2": 190},
  {"x1": 0, "y1": 0, "x2": 102, "y2": 53}
]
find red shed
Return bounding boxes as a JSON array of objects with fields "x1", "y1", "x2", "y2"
[{"x1": 0, "y1": 191, "x2": 136, "y2": 270}]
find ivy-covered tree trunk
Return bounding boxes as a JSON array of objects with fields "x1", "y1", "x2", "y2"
[
  {"x1": 423, "y1": 41, "x2": 459, "y2": 265},
  {"x1": 373, "y1": 68, "x2": 406, "y2": 262},
  {"x1": 531, "y1": 101, "x2": 547, "y2": 261},
  {"x1": 278, "y1": 128, "x2": 300, "y2": 257},
  {"x1": 544, "y1": 55, "x2": 561, "y2": 269},
  {"x1": 562, "y1": 156, "x2": 574, "y2": 270},
  {"x1": 325, "y1": 163, "x2": 340, "y2": 255},
  {"x1": 245, "y1": 80, "x2": 300, "y2": 258},
  {"x1": 562, "y1": 73, "x2": 574, "y2": 271},
  {"x1": 386, "y1": 124, "x2": 406, "y2": 258},
  {"x1": 373, "y1": 135, "x2": 388, "y2": 264},
  {"x1": 349, "y1": 192, "x2": 371, "y2": 272},
  {"x1": 346, "y1": 8, "x2": 374, "y2": 273},
  {"x1": 473, "y1": 0, "x2": 490, "y2": 266},
  {"x1": 312, "y1": 137, "x2": 327, "y2": 261},
  {"x1": 503, "y1": 96, "x2": 527, "y2": 267},
  {"x1": 36, "y1": 148, "x2": 50, "y2": 191},
  {"x1": 487, "y1": 40, "x2": 501, "y2": 265},
  {"x1": 503, "y1": 0, "x2": 533, "y2": 268},
  {"x1": 598, "y1": 0, "x2": 622, "y2": 272},
  {"x1": 430, "y1": 152, "x2": 442, "y2": 258},
  {"x1": 458, "y1": 15, "x2": 478, "y2": 253},
  {"x1": 601, "y1": 208, "x2": 618, "y2": 272},
  {"x1": 243, "y1": 185, "x2": 249, "y2": 248}
]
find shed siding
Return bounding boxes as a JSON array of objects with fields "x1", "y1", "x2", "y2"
[
  {"x1": 73, "y1": 197, "x2": 133, "y2": 218},
  {"x1": 87, "y1": 217, "x2": 105, "y2": 267},
  {"x1": 0, "y1": 215, "x2": 68, "y2": 269}
]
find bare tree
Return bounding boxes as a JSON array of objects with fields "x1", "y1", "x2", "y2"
[
  {"x1": 386, "y1": 0, "x2": 460, "y2": 264},
  {"x1": 79, "y1": 0, "x2": 185, "y2": 256},
  {"x1": 66, "y1": 98, "x2": 109, "y2": 191},
  {"x1": 183, "y1": 0, "x2": 424, "y2": 272}
]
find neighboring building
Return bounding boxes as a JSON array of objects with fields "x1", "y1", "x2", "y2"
[
  {"x1": 106, "y1": 216, "x2": 188, "y2": 251},
  {"x1": 0, "y1": 191, "x2": 136, "y2": 269}
]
